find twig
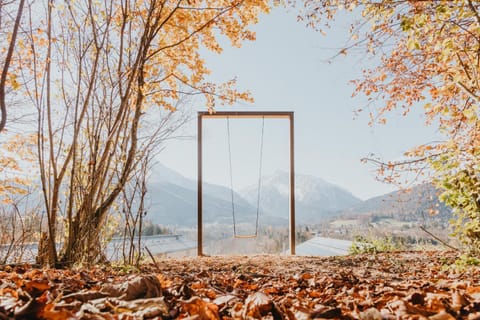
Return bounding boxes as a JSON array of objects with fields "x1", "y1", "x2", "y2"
[
  {"x1": 419, "y1": 226, "x2": 459, "y2": 251},
  {"x1": 145, "y1": 246, "x2": 161, "y2": 272}
]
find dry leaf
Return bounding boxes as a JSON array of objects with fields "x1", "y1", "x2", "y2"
[
  {"x1": 100, "y1": 274, "x2": 161, "y2": 300},
  {"x1": 182, "y1": 296, "x2": 220, "y2": 320},
  {"x1": 244, "y1": 292, "x2": 273, "y2": 318},
  {"x1": 466, "y1": 286, "x2": 480, "y2": 301},
  {"x1": 38, "y1": 303, "x2": 75, "y2": 320},
  {"x1": 429, "y1": 310, "x2": 456, "y2": 320}
]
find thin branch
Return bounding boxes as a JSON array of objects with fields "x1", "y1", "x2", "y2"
[
  {"x1": 451, "y1": 76, "x2": 480, "y2": 103},
  {"x1": 361, "y1": 151, "x2": 444, "y2": 168},
  {"x1": 419, "y1": 225, "x2": 459, "y2": 251},
  {"x1": 467, "y1": 0, "x2": 480, "y2": 27},
  {"x1": 145, "y1": 246, "x2": 160, "y2": 272}
]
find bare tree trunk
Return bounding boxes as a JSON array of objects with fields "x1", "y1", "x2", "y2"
[{"x1": 0, "y1": 0, "x2": 25, "y2": 133}]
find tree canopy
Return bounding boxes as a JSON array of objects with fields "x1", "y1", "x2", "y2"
[
  {"x1": 0, "y1": 0, "x2": 273, "y2": 266},
  {"x1": 302, "y1": 0, "x2": 480, "y2": 252}
]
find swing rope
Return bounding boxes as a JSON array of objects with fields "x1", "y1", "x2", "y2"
[
  {"x1": 255, "y1": 117, "x2": 265, "y2": 236},
  {"x1": 226, "y1": 117, "x2": 237, "y2": 237},
  {"x1": 227, "y1": 116, "x2": 265, "y2": 238}
]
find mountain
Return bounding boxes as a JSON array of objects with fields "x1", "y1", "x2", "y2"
[
  {"x1": 147, "y1": 163, "x2": 258, "y2": 226},
  {"x1": 239, "y1": 171, "x2": 363, "y2": 224},
  {"x1": 338, "y1": 183, "x2": 451, "y2": 223},
  {"x1": 146, "y1": 164, "x2": 363, "y2": 226},
  {"x1": 145, "y1": 164, "x2": 452, "y2": 230}
]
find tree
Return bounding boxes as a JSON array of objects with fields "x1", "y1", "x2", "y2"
[
  {"x1": 15, "y1": 0, "x2": 271, "y2": 266},
  {"x1": 301, "y1": 0, "x2": 480, "y2": 252}
]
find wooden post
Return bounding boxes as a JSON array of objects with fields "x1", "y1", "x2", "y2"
[
  {"x1": 289, "y1": 113, "x2": 295, "y2": 255},
  {"x1": 197, "y1": 113, "x2": 203, "y2": 256}
]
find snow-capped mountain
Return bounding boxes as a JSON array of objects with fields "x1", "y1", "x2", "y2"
[
  {"x1": 239, "y1": 171, "x2": 362, "y2": 223},
  {"x1": 146, "y1": 164, "x2": 362, "y2": 226},
  {"x1": 147, "y1": 163, "x2": 257, "y2": 226}
]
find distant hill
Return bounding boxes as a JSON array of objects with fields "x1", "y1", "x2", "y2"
[{"x1": 339, "y1": 183, "x2": 452, "y2": 224}]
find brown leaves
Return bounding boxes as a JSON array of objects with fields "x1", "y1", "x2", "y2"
[
  {"x1": 99, "y1": 274, "x2": 162, "y2": 300},
  {"x1": 145, "y1": 252, "x2": 480, "y2": 319},
  {"x1": 182, "y1": 297, "x2": 220, "y2": 320},
  {"x1": 1, "y1": 252, "x2": 480, "y2": 319},
  {"x1": 244, "y1": 292, "x2": 275, "y2": 318},
  {"x1": 0, "y1": 270, "x2": 163, "y2": 319}
]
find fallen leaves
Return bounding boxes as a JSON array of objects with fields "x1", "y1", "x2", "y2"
[
  {"x1": 0, "y1": 251, "x2": 480, "y2": 319},
  {"x1": 244, "y1": 292, "x2": 276, "y2": 318},
  {"x1": 99, "y1": 274, "x2": 162, "y2": 300},
  {"x1": 182, "y1": 297, "x2": 220, "y2": 320},
  {"x1": 0, "y1": 271, "x2": 163, "y2": 319}
]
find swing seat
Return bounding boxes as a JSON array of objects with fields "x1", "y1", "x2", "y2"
[{"x1": 234, "y1": 234, "x2": 257, "y2": 239}]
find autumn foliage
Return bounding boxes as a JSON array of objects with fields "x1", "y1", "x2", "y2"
[
  {"x1": 302, "y1": 0, "x2": 480, "y2": 254},
  {"x1": 0, "y1": 0, "x2": 272, "y2": 266}
]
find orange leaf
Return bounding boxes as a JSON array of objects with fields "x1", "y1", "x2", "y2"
[
  {"x1": 182, "y1": 297, "x2": 220, "y2": 320},
  {"x1": 38, "y1": 303, "x2": 75, "y2": 320},
  {"x1": 24, "y1": 280, "x2": 50, "y2": 294}
]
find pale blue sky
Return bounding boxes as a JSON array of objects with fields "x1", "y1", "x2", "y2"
[{"x1": 159, "y1": 6, "x2": 442, "y2": 200}]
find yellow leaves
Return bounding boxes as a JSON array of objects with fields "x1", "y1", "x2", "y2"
[
  {"x1": 462, "y1": 107, "x2": 477, "y2": 124},
  {"x1": 0, "y1": 177, "x2": 30, "y2": 205},
  {"x1": 406, "y1": 37, "x2": 420, "y2": 51},
  {"x1": 117, "y1": 0, "x2": 271, "y2": 111},
  {"x1": 1, "y1": 198, "x2": 13, "y2": 205},
  {"x1": 0, "y1": 132, "x2": 35, "y2": 202},
  {"x1": 9, "y1": 73, "x2": 21, "y2": 90}
]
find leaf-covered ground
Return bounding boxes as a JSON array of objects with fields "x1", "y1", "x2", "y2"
[{"x1": 1, "y1": 251, "x2": 480, "y2": 319}]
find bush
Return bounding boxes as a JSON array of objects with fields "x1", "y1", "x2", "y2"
[
  {"x1": 349, "y1": 235, "x2": 404, "y2": 254},
  {"x1": 436, "y1": 166, "x2": 480, "y2": 256}
]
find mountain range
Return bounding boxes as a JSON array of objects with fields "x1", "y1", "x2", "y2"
[
  {"x1": 145, "y1": 163, "x2": 450, "y2": 227},
  {"x1": 337, "y1": 183, "x2": 452, "y2": 224},
  {"x1": 239, "y1": 171, "x2": 362, "y2": 223}
]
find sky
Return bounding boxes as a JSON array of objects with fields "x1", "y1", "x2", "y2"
[{"x1": 158, "y1": 6, "x2": 442, "y2": 201}]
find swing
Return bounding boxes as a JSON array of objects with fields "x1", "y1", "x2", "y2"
[{"x1": 226, "y1": 116, "x2": 265, "y2": 239}]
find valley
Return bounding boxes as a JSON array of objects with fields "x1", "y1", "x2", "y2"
[{"x1": 144, "y1": 163, "x2": 455, "y2": 254}]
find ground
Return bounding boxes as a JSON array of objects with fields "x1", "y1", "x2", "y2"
[{"x1": 1, "y1": 251, "x2": 480, "y2": 319}]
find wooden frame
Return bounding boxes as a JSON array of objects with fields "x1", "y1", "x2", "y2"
[{"x1": 197, "y1": 111, "x2": 295, "y2": 255}]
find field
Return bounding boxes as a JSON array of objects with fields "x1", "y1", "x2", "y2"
[{"x1": 1, "y1": 251, "x2": 480, "y2": 319}]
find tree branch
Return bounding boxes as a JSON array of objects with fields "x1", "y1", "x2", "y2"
[
  {"x1": 467, "y1": 0, "x2": 480, "y2": 27},
  {"x1": 419, "y1": 225, "x2": 459, "y2": 251}
]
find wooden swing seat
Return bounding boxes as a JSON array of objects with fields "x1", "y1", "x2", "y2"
[{"x1": 233, "y1": 234, "x2": 257, "y2": 239}]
